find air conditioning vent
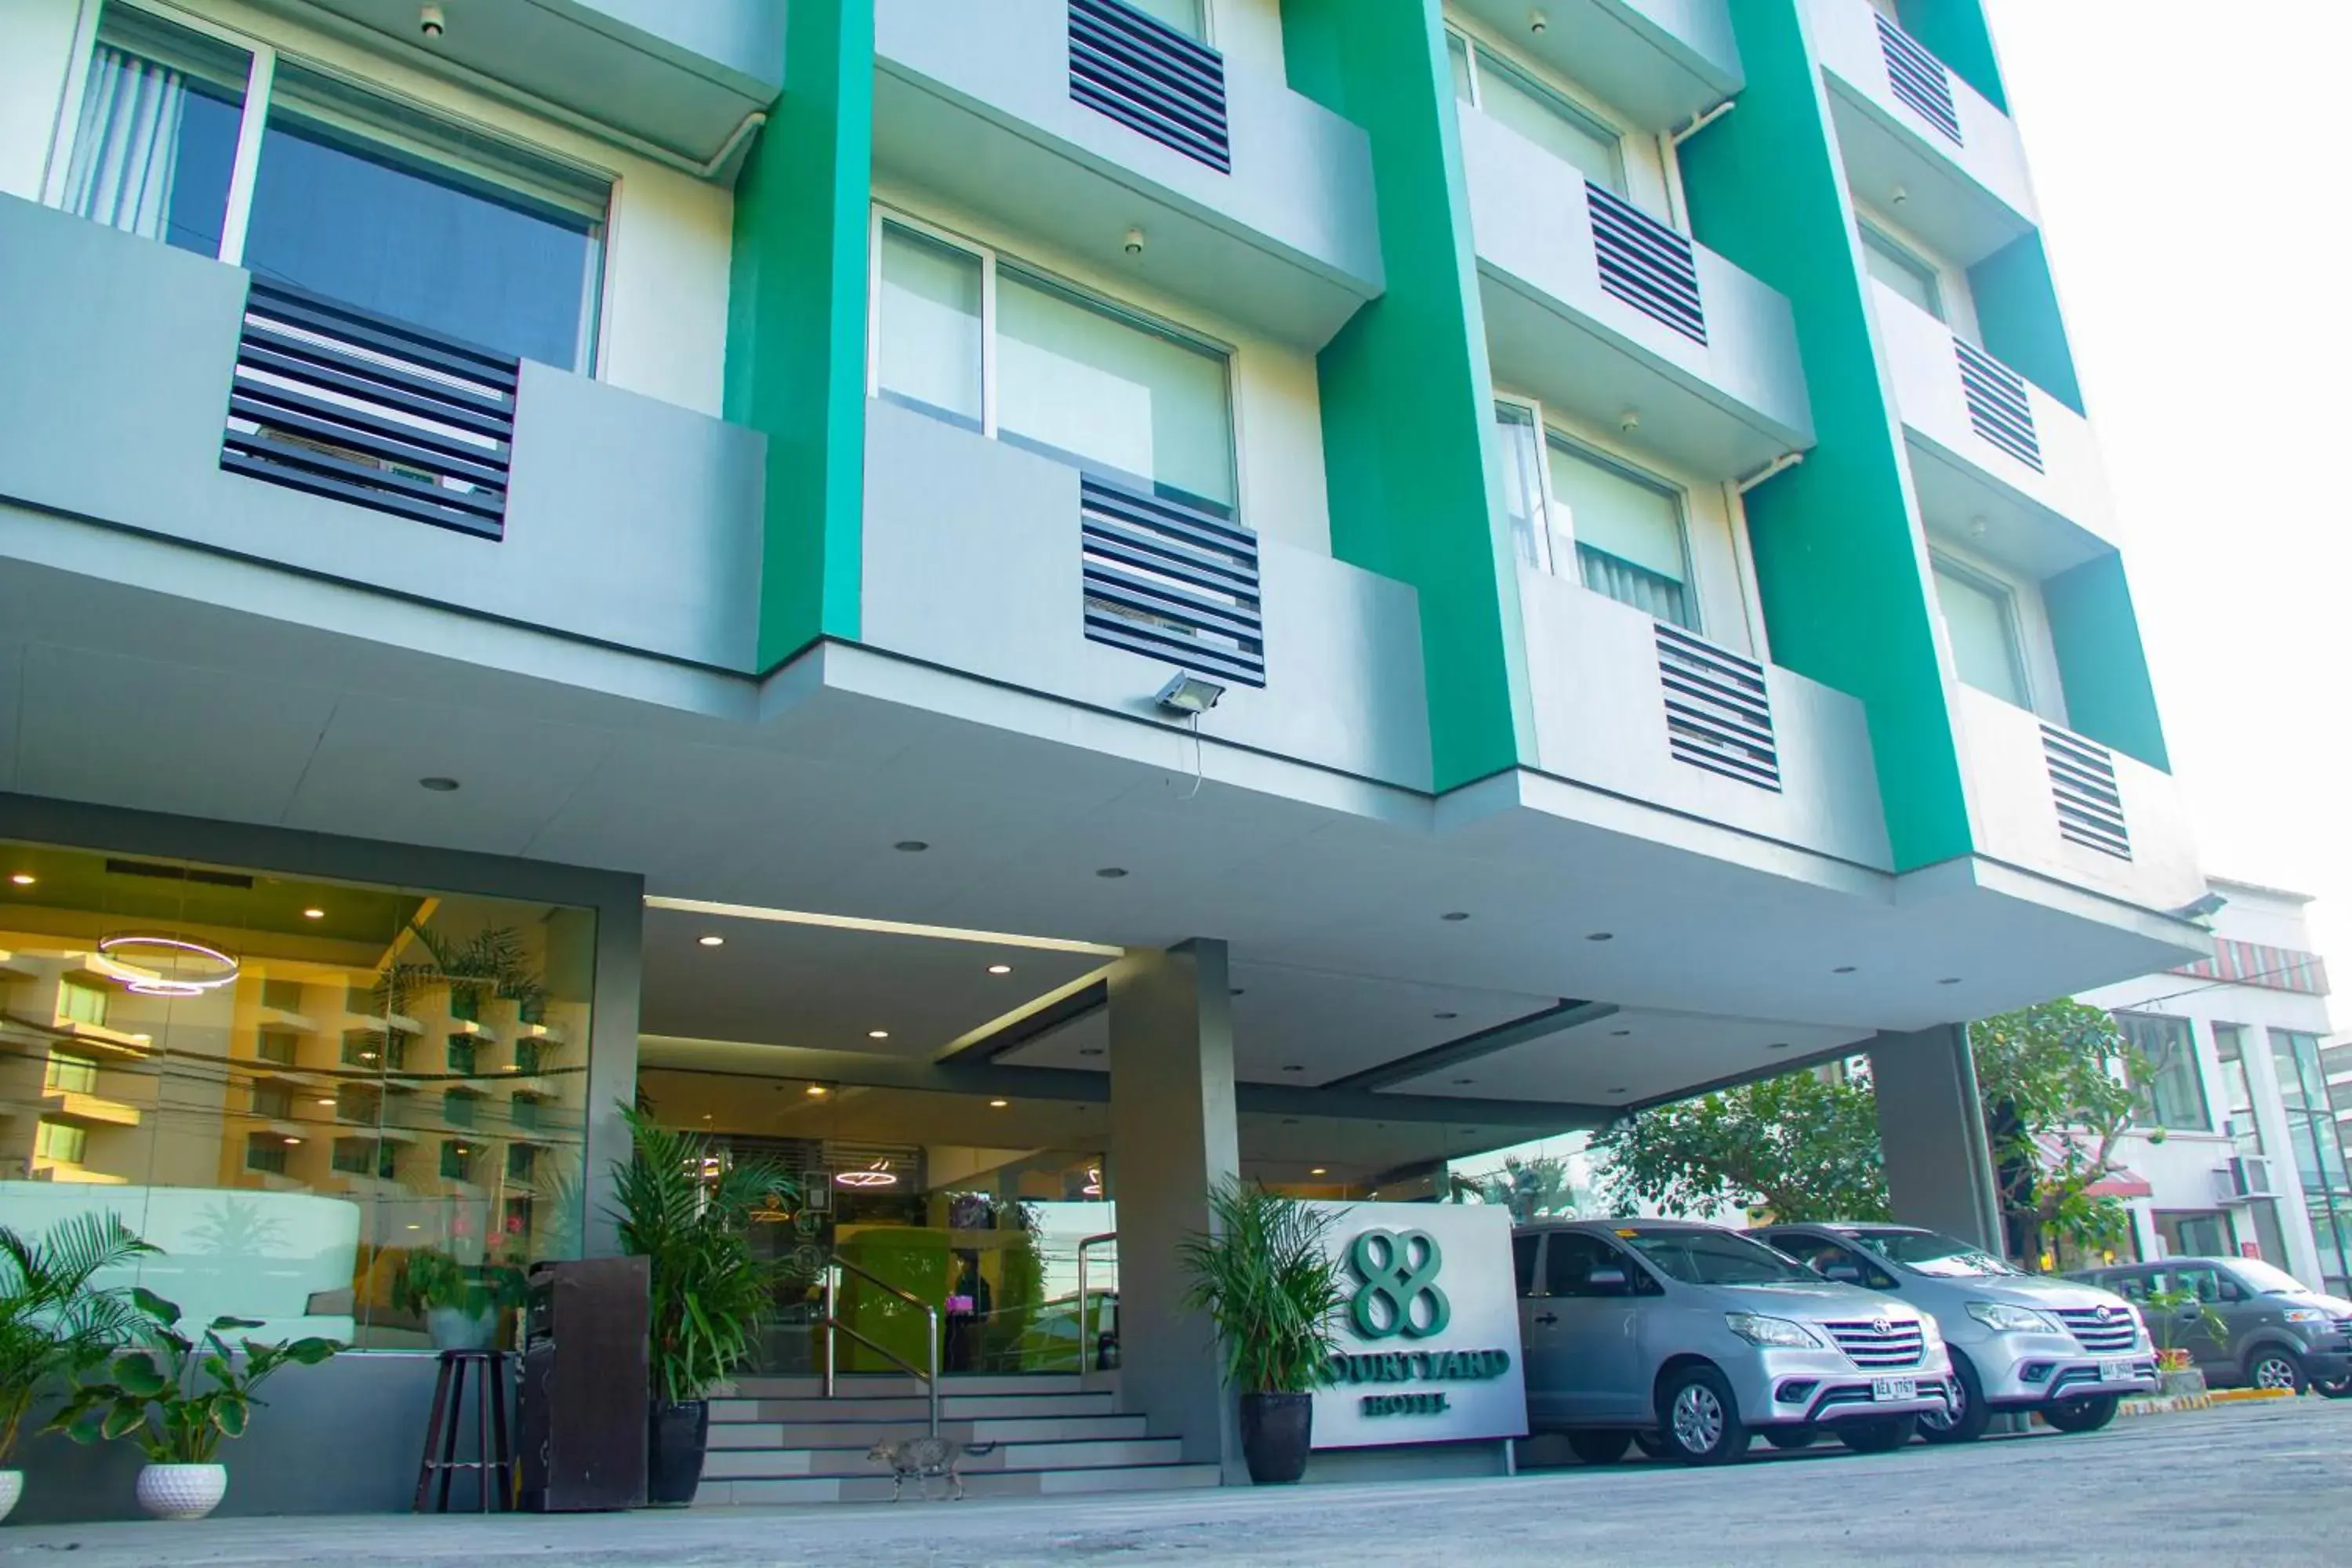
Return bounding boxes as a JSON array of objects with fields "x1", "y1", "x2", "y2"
[
  {"x1": 1955, "y1": 339, "x2": 2042, "y2": 472},
  {"x1": 1875, "y1": 14, "x2": 1962, "y2": 145},
  {"x1": 220, "y1": 280, "x2": 517, "y2": 539},
  {"x1": 2041, "y1": 724, "x2": 2130, "y2": 860},
  {"x1": 1069, "y1": 0, "x2": 1229, "y2": 172},
  {"x1": 1588, "y1": 183, "x2": 1706, "y2": 345},
  {"x1": 1080, "y1": 474, "x2": 1265, "y2": 687},
  {"x1": 1657, "y1": 625, "x2": 1780, "y2": 791},
  {"x1": 2221, "y1": 1155, "x2": 2278, "y2": 1203}
]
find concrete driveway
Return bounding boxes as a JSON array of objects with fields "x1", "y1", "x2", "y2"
[{"x1": 4, "y1": 1397, "x2": 2346, "y2": 1566}]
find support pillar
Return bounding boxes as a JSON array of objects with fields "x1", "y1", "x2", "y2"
[
  {"x1": 1106, "y1": 939, "x2": 1241, "y2": 1476},
  {"x1": 1868, "y1": 1025, "x2": 2004, "y2": 1254}
]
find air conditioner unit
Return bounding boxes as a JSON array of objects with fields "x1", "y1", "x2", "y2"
[{"x1": 2216, "y1": 1155, "x2": 2278, "y2": 1203}]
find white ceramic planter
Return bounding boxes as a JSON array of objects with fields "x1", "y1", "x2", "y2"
[
  {"x1": 136, "y1": 1463, "x2": 227, "y2": 1521},
  {"x1": 0, "y1": 1468, "x2": 22, "y2": 1524}
]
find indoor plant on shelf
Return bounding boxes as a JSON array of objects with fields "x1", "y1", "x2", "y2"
[
  {"x1": 1178, "y1": 1181, "x2": 1347, "y2": 1485},
  {"x1": 398, "y1": 1249, "x2": 527, "y2": 1352},
  {"x1": 608, "y1": 1106, "x2": 797, "y2": 1505},
  {"x1": 0, "y1": 1214, "x2": 157, "y2": 1523},
  {"x1": 47, "y1": 1290, "x2": 341, "y2": 1520}
]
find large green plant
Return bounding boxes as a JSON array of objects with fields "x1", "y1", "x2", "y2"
[
  {"x1": 607, "y1": 1107, "x2": 797, "y2": 1404},
  {"x1": 376, "y1": 922, "x2": 546, "y2": 1021},
  {"x1": 48, "y1": 1293, "x2": 340, "y2": 1465},
  {"x1": 397, "y1": 1249, "x2": 526, "y2": 1319},
  {"x1": 0, "y1": 1214, "x2": 157, "y2": 1466},
  {"x1": 1177, "y1": 1182, "x2": 1346, "y2": 1396},
  {"x1": 2143, "y1": 1283, "x2": 2230, "y2": 1362}
]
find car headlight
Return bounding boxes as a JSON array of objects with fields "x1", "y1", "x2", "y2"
[
  {"x1": 2283, "y1": 1308, "x2": 2330, "y2": 1324},
  {"x1": 1918, "y1": 1313, "x2": 1945, "y2": 1346},
  {"x1": 1726, "y1": 1313, "x2": 1821, "y2": 1348},
  {"x1": 1966, "y1": 1301, "x2": 2062, "y2": 1334}
]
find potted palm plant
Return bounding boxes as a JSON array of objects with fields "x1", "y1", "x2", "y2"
[
  {"x1": 0, "y1": 1214, "x2": 156, "y2": 1523},
  {"x1": 1177, "y1": 1181, "x2": 1347, "y2": 1485},
  {"x1": 47, "y1": 1291, "x2": 340, "y2": 1519},
  {"x1": 397, "y1": 1249, "x2": 526, "y2": 1351},
  {"x1": 607, "y1": 1106, "x2": 796, "y2": 1506}
]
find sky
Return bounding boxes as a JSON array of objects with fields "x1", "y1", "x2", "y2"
[{"x1": 1982, "y1": 1, "x2": 2352, "y2": 990}]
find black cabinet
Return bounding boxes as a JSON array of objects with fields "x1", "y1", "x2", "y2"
[{"x1": 517, "y1": 1255, "x2": 649, "y2": 1512}]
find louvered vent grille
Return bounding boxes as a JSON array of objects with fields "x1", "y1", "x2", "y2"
[
  {"x1": 1081, "y1": 475, "x2": 1264, "y2": 687},
  {"x1": 1956, "y1": 339, "x2": 2042, "y2": 471},
  {"x1": 220, "y1": 280, "x2": 516, "y2": 539},
  {"x1": 1069, "y1": 0, "x2": 1229, "y2": 172},
  {"x1": 2042, "y1": 724, "x2": 2131, "y2": 859},
  {"x1": 1876, "y1": 14, "x2": 1962, "y2": 144},
  {"x1": 1588, "y1": 182, "x2": 1706, "y2": 345},
  {"x1": 1657, "y1": 625, "x2": 1779, "y2": 790}
]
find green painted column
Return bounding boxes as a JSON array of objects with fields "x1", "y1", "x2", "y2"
[
  {"x1": 726, "y1": 0, "x2": 875, "y2": 672},
  {"x1": 1679, "y1": 1, "x2": 1974, "y2": 871},
  {"x1": 1895, "y1": 0, "x2": 2008, "y2": 111},
  {"x1": 1279, "y1": 0, "x2": 1536, "y2": 791},
  {"x1": 2044, "y1": 553, "x2": 2170, "y2": 771}
]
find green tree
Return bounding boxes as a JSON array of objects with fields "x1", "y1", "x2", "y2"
[
  {"x1": 1589, "y1": 1001, "x2": 2151, "y2": 1265},
  {"x1": 1449, "y1": 1154, "x2": 1578, "y2": 1221}
]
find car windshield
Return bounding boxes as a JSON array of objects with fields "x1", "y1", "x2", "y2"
[
  {"x1": 2228, "y1": 1258, "x2": 2314, "y2": 1297},
  {"x1": 1844, "y1": 1227, "x2": 2018, "y2": 1278},
  {"x1": 1619, "y1": 1228, "x2": 1820, "y2": 1286}
]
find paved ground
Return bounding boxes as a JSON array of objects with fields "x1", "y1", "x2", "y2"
[{"x1": 5, "y1": 1398, "x2": 2347, "y2": 1567}]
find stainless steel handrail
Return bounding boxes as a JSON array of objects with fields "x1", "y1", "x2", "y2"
[
  {"x1": 818, "y1": 1251, "x2": 941, "y2": 1436},
  {"x1": 1076, "y1": 1231, "x2": 1117, "y2": 1375}
]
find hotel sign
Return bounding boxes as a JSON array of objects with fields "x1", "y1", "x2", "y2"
[{"x1": 1308, "y1": 1203, "x2": 1527, "y2": 1450}]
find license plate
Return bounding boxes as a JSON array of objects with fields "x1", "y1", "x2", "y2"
[
  {"x1": 2100, "y1": 1359, "x2": 2133, "y2": 1382},
  {"x1": 1871, "y1": 1377, "x2": 1917, "y2": 1402}
]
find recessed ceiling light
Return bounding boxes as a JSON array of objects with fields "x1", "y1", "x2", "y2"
[
  {"x1": 988, "y1": 964, "x2": 1012, "y2": 975},
  {"x1": 1095, "y1": 867, "x2": 1129, "y2": 880},
  {"x1": 894, "y1": 840, "x2": 930, "y2": 852},
  {"x1": 1230, "y1": 988, "x2": 1246, "y2": 997},
  {"x1": 1767, "y1": 1042, "x2": 1791, "y2": 1051},
  {"x1": 284, "y1": 1137, "x2": 302, "y2": 1145},
  {"x1": 1937, "y1": 977, "x2": 1962, "y2": 985},
  {"x1": 1833, "y1": 965, "x2": 1857, "y2": 975},
  {"x1": 1451, "y1": 1077, "x2": 1474, "y2": 1086},
  {"x1": 1310, "y1": 1167, "x2": 1327, "y2": 1176},
  {"x1": 868, "y1": 1029, "x2": 890, "y2": 1040},
  {"x1": 1079, "y1": 1046, "x2": 1105, "y2": 1057},
  {"x1": 1435, "y1": 1011, "x2": 1459, "y2": 1020},
  {"x1": 1282, "y1": 1065, "x2": 1305, "y2": 1073},
  {"x1": 316, "y1": 1098, "x2": 335, "y2": 1106},
  {"x1": 1441, "y1": 911, "x2": 1470, "y2": 922},
  {"x1": 1280, "y1": 1117, "x2": 1299, "y2": 1126},
  {"x1": 699, "y1": 935, "x2": 725, "y2": 948},
  {"x1": 10, "y1": 873, "x2": 35, "y2": 886},
  {"x1": 989, "y1": 1098, "x2": 1009, "y2": 1109},
  {"x1": 805, "y1": 1084, "x2": 828, "y2": 1097},
  {"x1": 1585, "y1": 932, "x2": 1614, "y2": 942},
  {"x1": 1607, "y1": 1087, "x2": 1627, "y2": 1095},
  {"x1": 302, "y1": 907, "x2": 325, "y2": 920},
  {"x1": 1610, "y1": 1029, "x2": 1632, "y2": 1037},
  {"x1": 418, "y1": 777, "x2": 460, "y2": 792}
]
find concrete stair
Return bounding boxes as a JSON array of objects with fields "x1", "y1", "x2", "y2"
[{"x1": 692, "y1": 1374, "x2": 1220, "y2": 1506}]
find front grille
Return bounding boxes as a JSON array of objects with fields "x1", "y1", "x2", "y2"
[
  {"x1": 2056, "y1": 1306, "x2": 2139, "y2": 1354},
  {"x1": 1824, "y1": 1319, "x2": 1926, "y2": 1369}
]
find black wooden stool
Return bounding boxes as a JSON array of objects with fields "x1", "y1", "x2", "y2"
[{"x1": 413, "y1": 1349, "x2": 514, "y2": 1512}]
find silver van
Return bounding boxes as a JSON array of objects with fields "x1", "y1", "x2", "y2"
[
  {"x1": 1754, "y1": 1221, "x2": 2158, "y2": 1441},
  {"x1": 1515, "y1": 1219, "x2": 1955, "y2": 1465}
]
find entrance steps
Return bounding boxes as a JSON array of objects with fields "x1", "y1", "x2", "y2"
[{"x1": 692, "y1": 1374, "x2": 1221, "y2": 1506}]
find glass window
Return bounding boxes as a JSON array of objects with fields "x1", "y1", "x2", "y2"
[
  {"x1": 1932, "y1": 558, "x2": 2031, "y2": 709},
  {"x1": 444, "y1": 1089, "x2": 477, "y2": 1128},
  {"x1": 1549, "y1": 440, "x2": 1693, "y2": 628},
  {"x1": 1446, "y1": 30, "x2": 1475, "y2": 104},
  {"x1": 998, "y1": 268, "x2": 1236, "y2": 514},
  {"x1": 59, "y1": 980, "x2": 109, "y2": 1029},
  {"x1": 2156, "y1": 1212, "x2": 2230, "y2": 1259},
  {"x1": 1619, "y1": 1226, "x2": 1817, "y2": 1285},
  {"x1": 44, "y1": 1052, "x2": 100, "y2": 1095},
  {"x1": 446, "y1": 1036, "x2": 477, "y2": 1076},
  {"x1": 1122, "y1": 0, "x2": 1204, "y2": 38},
  {"x1": 260, "y1": 977, "x2": 304, "y2": 1013},
  {"x1": 65, "y1": 6, "x2": 249, "y2": 257},
  {"x1": 0, "y1": 839, "x2": 595, "y2": 1350},
  {"x1": 877, "y1": 221, "x2": 985, "y2": 430},
  {"x1": 2119, "y1": 1013, "x2": 2211, "y2": 1132},
  {"x1": 241, "y1": 64, "x2": 606, "y2": 369},
  {"x1": 1846, "y1": 1226, "x2": 2018, "y2": 1278},
  {"x1": 1544, "y1": 1231, "x2": 1631, "y2": 1297},
  {"x1": 440, "y1": 1139, "x2": 477, "y2": 1182},
  {"x1": 2213, "y1": 1024, "x2": 2266, "y2": 1156},
  {"x1": 1512, "y1": 1232, "x2": 1541, "y2": 1295},
  {"x1": 2271, "y1": 1029, "x2": 2352, "y2": 1284},
  {"x1": 1860, "y1": 224, "x2": 1944, "y2": 321},
  {"x1": 1463, "y1": 41, "x2": 1625, "y2": 194},
  {"x1": 1491, "y1": 403, "x2": 1552, "y2": 572}
]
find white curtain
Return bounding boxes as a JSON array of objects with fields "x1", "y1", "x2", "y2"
[{"x1": 67, "y1": 46, "x2": 188, "y2": 241}]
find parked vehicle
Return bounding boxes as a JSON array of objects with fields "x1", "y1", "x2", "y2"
[
  {"x1": 1514, "y1": 1219, "x2": 1955, "y2": 1465},
  {"x1": 1752, "y1": 1222, "x2": 2157, "y2": 1442},
  {"x1": 2069, "y1": 1257, "x2": 2352, "y2": 1397}
]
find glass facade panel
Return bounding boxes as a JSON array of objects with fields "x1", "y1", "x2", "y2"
[
  {"x1": 1860, "y1": 225, "x2": 1944, "y2": 320},
  {"x1": 2271, "y1": 1029, "x2": 2352, "y2": 1294},
  {"x1": 67, "y1": 7, "x2": 249, "y2": 257},
  {"x1": 877, "y1": 221, "x2": 985, "y2": 430},
  {"x1": 2118, "y1": 1012, "x2": 2210, "y2": 1132},
  {"x1": 0, "y1": 840, "x2": 594, "y2": 1350},
  {"x1": 1933, "y1": 559, "x2": 2031, "y2": 708},
  {"x1": 997, "y1": 269, "x2": 1236, "y2": 513}
]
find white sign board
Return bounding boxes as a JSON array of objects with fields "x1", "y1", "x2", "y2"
[{"x1": 1308, "y1": 1202, "x2": 1527, "y2": 1450}]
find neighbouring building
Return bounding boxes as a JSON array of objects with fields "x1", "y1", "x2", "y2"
[
  {"x1": 2082, "y1": 880, "x2": 2349, "y2": 1296},
  {"x1": 2, "y1": 0, "x2": 2209, "y2": 1517}
]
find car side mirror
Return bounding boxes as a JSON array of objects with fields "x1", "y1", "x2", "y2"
[
  {"x1": 1588, "y1": 1266, "x2": 1628, "y2": 1295},
  {"x1": 1822, "y1": 1261, "x2": 1864, "y2": 1284}
]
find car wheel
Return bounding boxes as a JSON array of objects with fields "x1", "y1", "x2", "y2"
[
  {"x1": 1915, "y1": 1353, "x2": 1991, "y2": 1445},
  {"x1": 1837, "y1": 1415, "x2": 1915, "y2": 1454},
  {"x1": 1567, "y1": 1431, "x2": 1634, "y2": 1465},
  {"x1": 2041, "y1": 1393, "x2": 2119, "y2": 1433},
  {"x1": 1762, "y1": 1427, "x2": 1820, "y2": 1450},
  {"x1": 2315, "y1": 1376, "x2": 2352, "y2": 1400},
  {"x1": 1632, "y1": 1431, "x2": 1669, "y2": 1460},
  {"x1": 1658, "y1": 1366, "x2": 1751, "y2": 1466},
  {"x1": 2247, "y1": 1349, "x2": 2307, "y2": 1395}
]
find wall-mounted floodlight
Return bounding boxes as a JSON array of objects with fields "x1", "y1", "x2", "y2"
[
  {"x1": 2169, "y1": 891, "x2": 2228, "y2": 923},
  {"x1": 1155, "y1": 673, "x2": 1225, "y2": 716}
]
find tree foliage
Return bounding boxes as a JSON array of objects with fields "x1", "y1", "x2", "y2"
[
  {"x1": 1590, "y1": 1001, "x2": 2153, "y2": 1263},
  {"x1": 1449, "y1": 1154, "x2": 1579, "y2": 1222}
]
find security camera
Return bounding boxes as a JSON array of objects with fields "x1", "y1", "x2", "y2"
[
  {"x1": 420, "y1": 4, "x2": 445, "y2": 38},
  {"x1": 1530, "y1": 10, "x2": 1549, "y2": 34},
  {"x1": 1123, "y1": 227, "x2": 1145, "y2": 256}
]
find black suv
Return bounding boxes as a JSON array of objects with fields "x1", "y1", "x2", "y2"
[{"x1": 2070, "y1": 1256, "x2": 2352, "y2": 1396}]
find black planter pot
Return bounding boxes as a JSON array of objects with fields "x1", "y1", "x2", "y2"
[
  {"x1": 1238, "y1": 1392, "x2": 1313, "y2": 1485},
  {"x1": 646, "y1": 1399, "x2": 710, "y2": 1506}
]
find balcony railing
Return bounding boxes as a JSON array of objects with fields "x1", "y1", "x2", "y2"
[
  {"x1": 2041, "y1": 723, "x2": 2129, "y2": 860},
  {"x1": 1588, "y1": 182, "x2": 1707, "y2": 346},
  {"x1": 1067, "y1": 0, "x2": 1230, "y2": 172},
  {"x1": 1874, "y1": 13, "x2": 1961, "y2": 146},
  {"x1": 1657, "y1": 624, "x2": 1779, "y2": 790},
  {"x1": 1079, "y1": 474, "x2": 1265, "y2": 687}
]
